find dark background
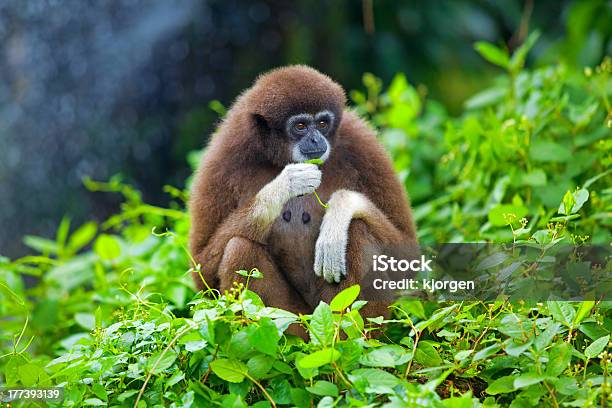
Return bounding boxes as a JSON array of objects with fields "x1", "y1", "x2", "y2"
[{"x1": 0, "y1": 0, "x2": 609, "y2": 258}]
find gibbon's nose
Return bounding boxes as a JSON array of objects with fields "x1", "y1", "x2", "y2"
[{"x1": 299, "y1": 130, "x2": 327, "y2": 159}]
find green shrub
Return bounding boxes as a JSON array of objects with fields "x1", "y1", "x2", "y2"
[{"x1": 0, "y1": 37, "x2": 610, "y2": 407}]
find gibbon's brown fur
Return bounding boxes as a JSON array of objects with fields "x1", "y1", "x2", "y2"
[{"x1": 189, "y1": 65, "x2": 417, "y2": 332}]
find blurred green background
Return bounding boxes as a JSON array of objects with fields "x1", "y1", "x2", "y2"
[{"x1": 0, "y1": 0, "x2": 610, "y2": 257}]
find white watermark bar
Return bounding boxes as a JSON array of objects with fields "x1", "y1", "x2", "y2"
[{"x1": 356, "y1": 244, "x2": 611, "y2": 301}]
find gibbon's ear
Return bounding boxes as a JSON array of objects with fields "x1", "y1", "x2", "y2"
[{"x1": 253, "y1": 114, "x2": 270, "y2": 135}]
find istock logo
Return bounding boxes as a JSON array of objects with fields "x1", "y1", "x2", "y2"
[{"x1": 372, "y1": 254, "x2": 433, "y2": 272}]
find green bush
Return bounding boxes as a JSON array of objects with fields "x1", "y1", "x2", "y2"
[{"x1": 0, "y1": 37, "x2": 610, "y2": 407}]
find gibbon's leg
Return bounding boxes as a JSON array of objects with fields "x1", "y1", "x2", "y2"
[
  {"x1": 218, "y1": 237, "x2": 310, "y2": 339},
  {"x1": 218, "y1": 238, "x2": 309, "y2": 310},
  {"x1": 191, "y1": 163, "x2": 322, "y2": 291}
]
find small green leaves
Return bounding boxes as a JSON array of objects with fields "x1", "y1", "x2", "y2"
[
  {"x1": 210, "y1": 359, "x2": 248, "y2": 383},
  {"x1": 93, "y1": 234, "x2": 121, "y2": 260},
  {"x1": 236, "y1": 267, "x2": 263, "y2": 279},
  {"x1": 584, "y1": 335, "x2": 609, "y2": 359},
  {"x1": 305, "y1": 158, "x2": 324, "y2": 165},
  {"x1": 309, "y1": 302, "x2": 334, "y2": 346},
  {"x1": 297, "y1": 348, "x2": 341, "y2": 369},
  {"x1": 247, "y1": 317, "x2": 281, "y2": 356},
  {"x1": 474, "y1": 42, "x2": 510, "y2": 69},
  {"x1": 485, "y1": 375, "x2": 516, "y2": 395},
  {"x1": 305, "y1": 158, "x2": 328, "y2": 208},
  {"x1": 359, "y1": 345, "x2": 412, "y2": 367},
  {"x1": 414, "y1": 341, "x2": 442, "y2": 367},
  {"x1": 305, "y1": 381, "x2": 339, "y2": 397},
  {"x1": 487, "y1": 204, "x2": 529, "y2": 226},
  {"x1": 547, "y1": 301, "x2": 576, "y2": 327},
  {"x1": 329, "y1": 284, "x2": 360, "y2": 312},
  {"x1": 146, "y1": 351, "x2": 177, "y2": 375},
  {"x1": 546, "y1": 342, "x2": 573, "y2": 376},
  {"x1": 3, "y1": 27, "x2": 611, "y2": 408},
  {"x1": 558, "y1": 188, "x2": 590, "y2": 215}
]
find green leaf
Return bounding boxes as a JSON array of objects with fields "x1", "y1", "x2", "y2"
[
  {"x1": 146, "y1": 351, "x2": 177, "y2": 374},
  {"x1": 474, "y1": 42, "x2": 510, "y2": 68},
  {"x1": 247, "y1": 354, "x2": 274, "y2": 379},
  {"x1": 464, "y1": 87, "x2": 507, "y2": 110},
  {"x1": 486, "y1": 375, "x2": 517, "y2": 395},
  {"x1": 534, "y1": 323, "x2": 561, "y2": 351},
  {"x1": 546, "y1": 342, "x2": 572, "y2": 376},
  {"x1": 559, "y1": 190, "x2": 575, "y2": 215},
  {"x1": 91, "y1": 383, "x2": 108, "y2": 401},
  {"x1": 472, "y1": 344, "x2": 501, "y2": 362},
  {"x1": 359, "y1": 345, "x2": 412, "y2": 367},
  {"x1": 347, "y1": 368, "x2": 401, "y2": 394},
  {"x1": 117, "y1": 390, "x2": 139, "y2": 402},
  {"x1": 184, "y1": 340, "x2": 207, "y2": 352},
  {"x1": 585, "y1": 335, "x2": 609, "y2": 358},
  {"x1": 547, "y1": 301, "x2": 576, "y2": 327},
  {"x1": 329, "y1": 285, "x2": 360, "y2": 312},
  {"x1": 571, "y1": 189, "x2": 589, "y2": 213},
  {"x1": 305, "y1": 381, "x2": 339, "y2": 397},
  {"x1": 509, "y1": 30, "x2": 540, "y2": 72},
  {"x1": 297, "y1": 348, "x2": 341, "y2": 369},
  {"x1": 454, "y1": 350, "x2": 473, "y2": 361},
  {"x1": 74, "y1": 313, "x2": 95, "y2": 330},
  {"x1": 18, "y1": 363, "x2": 43, "y2": 386},
  {"x1": 514, "y1": 373, "x2": 544, "y2": 389},
  {"x1": 309, "y1": 302, "x2": 334, "y2": 346},
  {"x1": 248, "y1": 317, "x2": 280, "y2": 356},
  {"x1": 529, "y1": 141, "x2": 571, "y2": 162},
  {"x1": 517, "y1": 169, "x2": 547, "y2": 187},
  {"x1": 56, "y1": 217, "x2": 71, "y2": 250},
  {"x1": 305, "y1": 158, "x2": 324, "y2": 165},
  {"x1": 83, "y1": 398, "x2": 106, "y2": 406},
  {"x1": 93, "y1": 234, "x2": 121, "y2": 260},
  {"x1": 573, "y1": 301, "x2": 595, "y2": 326},
  {"x1": 414, "y1": 341, "x2": 442, "y2": 367},
  {"x1": 488, "y1": 204, "x2": 528, "y2": 226},
  {"x1": 67, "y1": 222, "x2": 97, "y2": 252},
  {"x1": 210, "y1": 359, "x2": 248, "y2": 383},
  {"x1": 498, "y1": 314, "x2": 532, "y2": 338},
  {"x1": 476, "y1": 252, "x2": 508, "y2": 271},
  {"x1": 23, "y1": 236, "x2": 59, "y2": 254},
  {"x1": 294, "y1": 352, "x2": 318, "y2": 379}
]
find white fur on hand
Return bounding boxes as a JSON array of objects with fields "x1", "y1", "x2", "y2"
[
  {"x1": 314, "y1": 190, "x2": 369, "y2": 283},
  {"x1": 253, "y1": 163, "x2": 321, "y2": 224},
  {"x1": 283, "y1": 163, "x2": 322, "y2": 198}
]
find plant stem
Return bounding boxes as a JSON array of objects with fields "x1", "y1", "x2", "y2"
[{"x1": 313, "y1": 191, "x2": 328, "y2": 209}]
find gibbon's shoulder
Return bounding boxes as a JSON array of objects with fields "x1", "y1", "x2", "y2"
[
  {"x1": 335, "y1": 109, "x2": 390, "y2": 162},
  {"x1": 332, "y1": 109, "x2": 399, "y2": 191}
]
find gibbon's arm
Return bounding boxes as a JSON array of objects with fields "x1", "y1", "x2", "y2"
[
  {"x1": 190, "y1": 163, "x2": 321, "y2": 286},
  {"x1": 314, "y1": 114, "x2": 416, "y2": 283},
  {"x1": 314, "y1": 189, "x2": 410, "y2": 283}
]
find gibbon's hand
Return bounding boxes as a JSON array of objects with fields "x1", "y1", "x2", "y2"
[
  {"x1": 282, "y1": 163, "x2": 322, "y2": 198},
  {"x1": 314, "y1": 190, "x2": 370, "y2": 283},
  {"x1": 253, "y1": 163, "x2": 321, "y2": 225}
]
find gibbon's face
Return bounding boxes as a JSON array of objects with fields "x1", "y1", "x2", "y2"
[{"x1": 285, "y1": 110, "x2": 335, "y2": 163}]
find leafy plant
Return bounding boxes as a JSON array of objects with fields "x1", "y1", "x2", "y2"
[{"x1": 1, "y1": 35, "x2": 610, "y2": 407}]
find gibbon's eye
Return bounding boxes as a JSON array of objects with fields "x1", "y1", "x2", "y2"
[
  {"x1": 294, "y1": 122, "x2": 307, "y2": 131},
  {"x1": 317, "y1": 120, "x2": 328, "y2": 130}
]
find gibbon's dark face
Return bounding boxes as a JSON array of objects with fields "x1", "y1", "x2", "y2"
[{"x1": 286, "y1": 110, "x2": 335, "y2": 163}]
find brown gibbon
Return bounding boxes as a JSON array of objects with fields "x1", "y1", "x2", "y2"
[{"x1": 189, "y1": 66, "x2": 417, "y2": 332}]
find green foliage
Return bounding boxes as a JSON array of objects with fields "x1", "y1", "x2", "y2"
[
  {"x1": 1, "y1": 36, "x2": 611, "y2": 407},
  {"x1": 352, "y1": 48, "x2": 611, "y2": 245}
]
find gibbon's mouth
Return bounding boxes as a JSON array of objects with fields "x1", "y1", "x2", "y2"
[
  {"x1": 300, "y1": 149, "x2": 327, "y2": 159},
  {"x1": 292, "y1": 141, "x2": 331, "y2": 163}
]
